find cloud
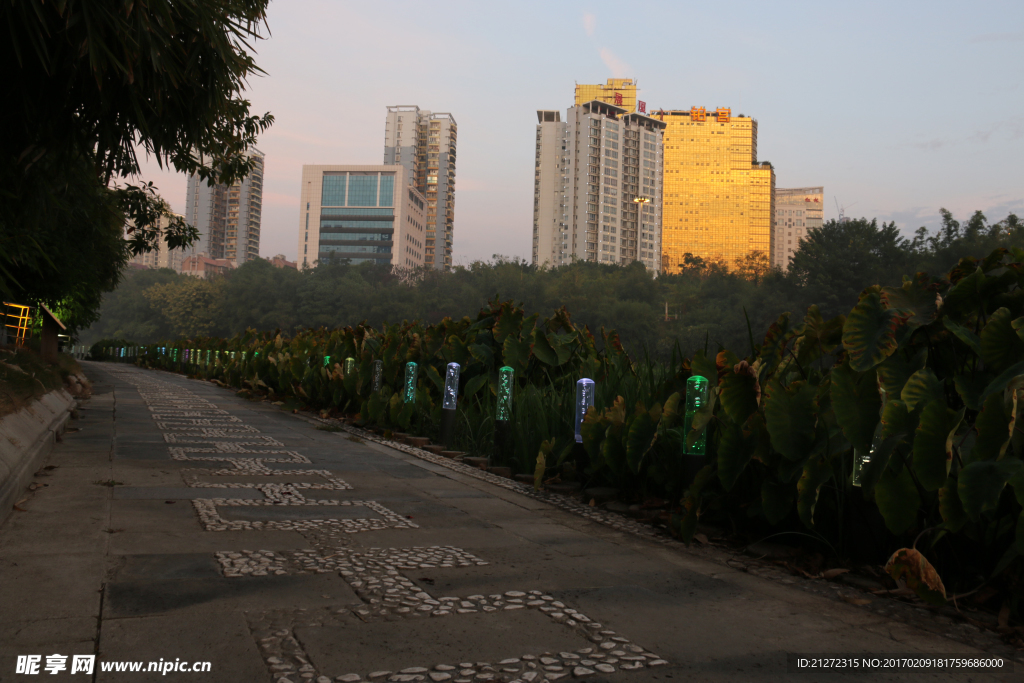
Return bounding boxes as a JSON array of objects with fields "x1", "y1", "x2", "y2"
[
  {"x1": 599, "y1": 48, "x2": 631, "y2": 78},
  {"x1": 968, "y1": 32, "x2": 1024, "y2": 43},
  {"x1": 583, "y1": 12, "x2": 596, "y2": 37}
]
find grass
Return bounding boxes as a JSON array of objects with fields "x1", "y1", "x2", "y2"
[{"x1": 0, "y1": 346, "x2": 81, "y2": 417}]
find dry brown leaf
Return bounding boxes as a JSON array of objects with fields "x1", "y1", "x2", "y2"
[
  {"x1": 693, "y1": 533, "x2": 708, "y2": 545},
  {"x1": 998, "y1": 603, "x2": 1010, "y2": 630},
  {"x1": 823, "y1": 568, "x2": 850, "y2": 580},
  {"x1": 589, "y1": 498, "x2": 596, "y2": 507},
  {"x1": 884, "y1": 548, "x2": 947, "y2": 606},
  {"x1": 839, "y1": 595, "x2": 872, "y2": 606}
]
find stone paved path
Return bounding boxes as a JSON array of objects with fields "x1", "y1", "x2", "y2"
[{"x1": 0, "y1": 364, "x2": 1017, "y2": 682}]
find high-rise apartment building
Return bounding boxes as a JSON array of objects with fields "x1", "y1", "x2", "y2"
[
  {"x1": 126, "y1": 213, "x2": 186, "y2": 271},
  {"x1": 773, "y1": 187, "x2": 823, "y2": 269},
  {"x1": 656, "y1": 108, "x2": 774, "y2": 272},
  {"x1": 532, "y1": 100, "x2": 665, "y2": 270},
  {"x1": 297, "y1": 165, "x2": 427, "y2": 270},
  {"x1": 383, "y1": 106, "x2": 456, "y2": 269},
  {"x1": 184, "y1": 148, "x2": 265, "y2": 267},
  {"x1": 574, "y1": 79, "x2": 639, "y2": 113}
]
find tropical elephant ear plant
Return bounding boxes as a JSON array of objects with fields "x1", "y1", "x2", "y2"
[{"x1": 670, "y1": 246, "x2": 1024, "y2": 612}]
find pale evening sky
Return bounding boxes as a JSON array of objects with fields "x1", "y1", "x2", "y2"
[{"x1": 135, "y1": 0, "x2": 1024, "y2": 265}]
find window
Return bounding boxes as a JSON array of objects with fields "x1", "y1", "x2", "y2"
[
  {"x1": 322, "y1": 175, "x2": 346, "y2": 206},
  {"x1": 347, "y1": 175, "x2": 378, "y2": 206},
  {"x1": 378, "y1": 174, "x2": 395, "y2": 207}
]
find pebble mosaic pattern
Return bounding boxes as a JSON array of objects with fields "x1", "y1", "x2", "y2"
[
  {"x1": 105, "y1": 369, "x2": 667, "y2": 683},
  {"x1": 238, "y1": 545, "x2": 667, "y2": 683}
]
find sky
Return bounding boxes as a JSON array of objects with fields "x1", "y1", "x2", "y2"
[{"x1": 135, "y1": 0, "x2": 1024, "y2": 265}]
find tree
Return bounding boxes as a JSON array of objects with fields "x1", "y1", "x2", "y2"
[
  {"x1": 0, "y1": 0, "x2": 273, "y2": 333},
  {"x1": 787, "y1": 218, "x2": 911, "y2": 318}
]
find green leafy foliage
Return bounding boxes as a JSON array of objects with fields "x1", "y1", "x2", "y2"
[{"x1": 129, "y1": 246, "x2": 1024, "y2": 618}]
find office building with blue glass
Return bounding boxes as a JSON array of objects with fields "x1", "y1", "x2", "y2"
[{"x1": 298, "y1": 165, "x2": 427, "y2": 269}]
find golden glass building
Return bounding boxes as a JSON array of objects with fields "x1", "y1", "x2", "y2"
[
  {"x1": 655, "y1": 108, "x2": 774, "y2": 272},
  {"x1": 575, "y1": 79, "x2": 638, "y2": 112}
]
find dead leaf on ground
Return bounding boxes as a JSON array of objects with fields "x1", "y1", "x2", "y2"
[
  {"x1": 884, "y1": 548, "x2": 947, "y2": 606},
  {"x1": 693, "y1": 533, "x2": 708, "y2": 545},
  {"x1": 998, "y1": 603, "x2": 1010, "y2": 630},
  {"x1": 823, "y1": 568, "x2": 850, "y2": 580},
  {"x1": 840, "y1": 595, "x2": 872, "y2": 606},
  {"x1": 589, "y1": 498, "x2": 596, "y2": 507}
]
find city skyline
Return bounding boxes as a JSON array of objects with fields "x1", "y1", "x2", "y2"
[{"x1": 132, "y1": 1, "x2": 1023, "y2": 266}]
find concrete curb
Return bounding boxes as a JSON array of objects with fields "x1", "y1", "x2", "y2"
[{"x1": 0, "y1": 389, "x2": 75, "y2": 526}]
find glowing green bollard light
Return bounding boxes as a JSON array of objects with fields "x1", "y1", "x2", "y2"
[
  {"x1": 684, "y1": 375, "x2": 710, "y2": 456},
  {"x1": 575, "y1": 378, "x2": 595, "y2": 443},
  {"x1": 344, "y1": 357, "x2": 356, "y2": 376},
  {"x1": 372, "y1": 360, "x2": 383, "y2": 392},
  {"x1": 497, "y1": 366, "x2": 514, "y2": 422},
  {"x1": 439, "y1": 362, "x2": 461, "y2": 446},
  {"x1": 403, "y1": 362, "x2": 418, "y2": 403},
  {"x1": 494, "y1": 366, "x2": 515, "y2": 463}
]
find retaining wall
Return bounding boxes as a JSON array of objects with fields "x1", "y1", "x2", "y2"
[{"x1": 0, "y1": 390, "x2": 75, "y2": 526}]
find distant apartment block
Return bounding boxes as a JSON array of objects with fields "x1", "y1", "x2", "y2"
[
  {"x1": 297, "y1": 165, "x2": 426, "y2": 270},
  {"x1": 268, "y1": 254, "x2": 298, "y2": 270},
  {"x1": 180, "y1": 254, "x2": 235, "y2": 279},
  {"x1": 383, "y1": 106, "x2": 456, "y2": 269},
  {"x1": 184, "y1": 148, "x2": 265, "y2": 267},
  {"x1": 773, "y1": 187, "x2": 823, "y2": 269},
  {"x1": 574, "y1": 78, "x2": 639, "y2": 113},
  {"x1": 655, "y1": 108, "x2": 774, "y2": 272},
  {"x1": 532, "y1": 100, "x2": 665, "y2": 271},
  {"x1": 126, "y1": 212, "x2": 186, "y2": 271}
]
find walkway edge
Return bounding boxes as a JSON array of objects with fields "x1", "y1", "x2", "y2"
[{"x1": 0, "y1": 389, "x2": 75, "y2": 526}]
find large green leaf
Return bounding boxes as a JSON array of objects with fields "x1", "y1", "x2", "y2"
[
  {"x1": 942, "y1": 266, "x2": 986, "y2": 318},
  {"x1": 1013, "y1": 316, "x2": 1024, "y2": 342},
  {"x1": 842, "y1": 291, "x2": 910, "y2": 372},
  {"x1": 831, "y1": 362, "x2": 881, "y2": 453},
  {"x1": 626, "y1": 411, "x2": 657, "y2": 475},
  {"x1": 954, "y1": 372, "x2": 989, "y2": 411},
  {"x1": 912, "y1": 401, "x2": 964, "y2": 491},
  {"x1": 758, "y1": 312, "x2": 792, "y2": 373},
  {"x1": 958, "y1": 459, "x2": 1023, "y2": 520},
  {"x1": 901, "y1": 368, "x2": 945, "y2": 412},
  {"x1": 761, "y1": 480, "x2": 794, "y2": 525},
  {"x1": 972, "y1": 390, "x2": 1012, "y2": 461},
  {"x1": 764, "y1": 379, "x2": 818, "y2": 461},
  {"x1": 942, "y1": 318, "x2": 983, "y2": 357},
  {"x1": 796, "y1": 453, "x2": 834, "y2": 528},
  {"x1": 977, "y1": 360, "x2": 1024, "y2": 406},
  {"x1": 717, "y1": 416, "x2": 755, "y2": 491},
  {"x1": 689, "y1": 351, "x2": 718, "y2": 388},
  {"x1": 502, "y1": 334, "x2": 531, "y2": 373},
  {"x1": 939, "y1": 476, "x2": 967, "y2": 532},
  {"x1": 530, "y1": 328, "x2": 559, "y2": 366},
  {"x1": 980, "y1": 307, "x2": 1024, "y2": 373},
  {"x1": 719, "y1": 369, "x2": 759, "y2": 423},
  {"x1": 860, "y1": 400, "x2": 912, "y2": 490},
  {"x1": 423, "y1": 364, "x2": 444, "y2": 393},
  {"x1": 881, "y1": 277, "x2": 938, "y2": 328},
  {"x1": 877, "y1": 348, "x2": 927, "y2": 399},
  {"x1": 463, "y1": 374, "x2": 488, "y2": 399},
  {"x1": 468, "y1": 343, "x2": 494, "y2": 368},
  {"x1": 875, "y1": 467, "x2": 921, "y2": 534},
  {"x1": 548, "y1": 331, "x2": 575, "y2": 366},
  {"x1": 492, "y1": 305, "x2": 524, "y2": 344}
]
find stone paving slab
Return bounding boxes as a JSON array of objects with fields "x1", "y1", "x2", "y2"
[{"x1": 0, "y1": 363, "x2": 1018, "y2": 683}]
